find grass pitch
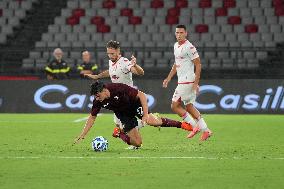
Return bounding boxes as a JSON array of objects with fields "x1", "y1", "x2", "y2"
[{"x1": 0, "y1": 114, "x2": 283, "y2": 189}]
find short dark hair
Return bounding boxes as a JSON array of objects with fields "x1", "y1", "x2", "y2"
[
  {"x1": 176, "y1": 24, "x2": 187, "y2": 31},
  {"x1": 90, "y1": 81, "x2": 105, "y2": 95},
  {"x1": 106, "y1": 40, "x2": 120, "y2": 49}
]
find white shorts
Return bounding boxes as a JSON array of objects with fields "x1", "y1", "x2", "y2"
[
  {"x1": 172, "y1": 84, "x2": 196, "y2": 105},
  {"x1": 113, "y1": 114, "x2": 144, "y2": 129}
]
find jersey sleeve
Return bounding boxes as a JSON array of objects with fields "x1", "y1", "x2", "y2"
[
  {"x1": 125, "y1": 84, "x2": 138, "y2": 99},
  {"x1": 91, "y1": 101, "x2": 102, "y2": 116},
  {"x1": 188, "y1": 46, "x2": 199, "y2": 60}
]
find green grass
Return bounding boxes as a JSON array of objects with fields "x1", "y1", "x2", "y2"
[{"x1": 0, "y1": 114, "x2": 284, "y2": 189}]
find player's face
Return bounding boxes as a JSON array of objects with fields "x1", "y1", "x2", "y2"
[
  {"x1": 107, "y1": 48, "x2": 120, "y2": 62},
  {"x1": 82, "y1": 52, "x2": 90, "y2": 63},
  {"x1": 175, "y1": 28, "x2": 187, "y2": 43},
  {"x1": 54, "y1": 52, "x2": 63, "y2": 61},
  {"x1": 95, "y1": 89, "x2": 110, "y2": 102}
]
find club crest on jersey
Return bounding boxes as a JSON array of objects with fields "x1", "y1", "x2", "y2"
[{"x1": 114, "y1": 96, "x2": 119, "y2": 100}]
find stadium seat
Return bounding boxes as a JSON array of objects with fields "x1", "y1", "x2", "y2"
[
  {"x1": 91, "y1": 16, "x2": 105, "y2": 25},
  {"x1": 129, "y1": 16, "x2": 142, "y2": 25},
  {"x1": 245, "y1": 24, "x2": 258, "y2": 33},
  {"x1": 66, "y1": 16, "x2": 79, "y2": 25},
  {"x1": 275, "y1": 7, "x2": 284, "y2": 16},
  {"x1": 215, "y1": 8, "x2": 228, "y2": 16},
  {"x1": 151, "y1": 0, "x2": 164, "y2": 9},
  {"x1": 167, "y1": 7, "x2": 180, "y2": 17},
  {"x1": 228, "y1": 16, "x2": 241, "y2": 25},
  {"x1": 166, "y1": 16, "x2": 179, "y2": 25},
  {"x1": 223, "y1": 0, "x2": 236, "y2": 8},
  {"x1": 195, "y1": 24, "x2": 209, "y2": 33},
  {"x1": 176, "y1": 0, "x2": 188, "y2": 8},
  {"x1": 102, "y1": 0, "x2": 116, "y2": 9},
  {"x1": 72, "y1": 8, "x2": 85, "y2": 18},
  {"x1": 97, "y1": 24, "x2": 110, "y2": 33},
  {"x1": 121, "y1": 8, "x2": 133, "y2": 17},
  {"x1": 199, "y1": 0, "x2": 212, "y2": 8}
]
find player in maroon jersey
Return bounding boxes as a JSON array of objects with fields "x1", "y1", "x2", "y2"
[{"x1": 74, "y1": 81, "x2": 193, "y2": 147}]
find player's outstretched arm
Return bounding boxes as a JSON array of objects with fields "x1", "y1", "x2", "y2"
[
  {"x1": 130, "y1": 55, "x2": 144, "y2": 76},
  {"x1": 84, "y1": 70, "x2": 110, "y2": 80},
  {"x1": 74, "y1": 114, "x2": 96, "y2": 144},
  {"x1": 163, "y1": 64, "x2": 177, "y2": 88}
]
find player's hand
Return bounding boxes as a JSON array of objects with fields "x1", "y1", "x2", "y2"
[
  {"x1": 84, "y1": 74, "x2": 99, "y2": 80},
  {"x1": 163, "y1": 78, "x2": 170, "y2": 88},
  {"x1": 142, "y1": 114, "x2": 149, "y2": 125},
  {"x1": 192, "y1": 83, "x2": 199, "y2": 94},
  {"x1": 131, "y1": 55, "x2": 137, "y2": 66}
]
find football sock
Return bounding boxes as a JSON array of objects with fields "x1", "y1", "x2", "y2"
[
  {"x1": 197, "y1": 117, "x2": 209, "y2": 132},
  {"x1": 181, "y1": 112, "x2": 197, "y2": 128},
  {"x1": 161, "y1": 118, "x2": 181, "y2": 128},
  {"x1": 119, "y1": 132, "x2": 131, "y2": 145}
]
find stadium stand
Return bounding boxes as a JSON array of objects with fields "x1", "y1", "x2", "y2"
[
  {"x1": 0, "y1": 0, "x2": 283, "y2": 78},
  {"x1": 0, "y1": 0, "x2": 36, "y2": 44}
]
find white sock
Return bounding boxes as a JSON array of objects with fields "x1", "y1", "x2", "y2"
[
  {"x1": 182, "y1": 112, "x2": 197, "y2": 128},
  {"x1": 197, "y1": 117, "x2": 209, "y2": 132}
]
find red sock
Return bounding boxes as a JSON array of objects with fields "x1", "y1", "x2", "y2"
[
  {"x1": 161, "y1": 118, "x2": 181, "y2": 128},
  {"x1": 119, "y1": 132, "x2": 131, "y2": 145}
]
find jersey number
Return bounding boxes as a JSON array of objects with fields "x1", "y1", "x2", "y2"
[{"x1": 137, "y1": 107, "x2": 143, "y2": 117}]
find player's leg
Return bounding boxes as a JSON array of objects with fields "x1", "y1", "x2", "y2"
[
  {"x1": 145, "y1": 113, "x2": 193, "y2": 131},
  {"x1": 126, "y1": 128, "x2": 142, "y2": 147},
  {"x1": 112, "y1": 114, "x2": 122, "y2": 138},
  {"x1": 114, "y1": 113, "x2": 143, "y2": 147},
  {"x1": 186, "y1": 103, "x2": 212, "y2": 141},
  {"x1": 171, "y1": 85, "x2": 198, "y2": 128},
  {"x1": 113, "y1": 113, "x2": 144, "y2": 149}
]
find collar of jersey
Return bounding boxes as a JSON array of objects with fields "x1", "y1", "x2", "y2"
[
  {"x1": 178, "y1": 40, "x2": 187, "y2": 47},
  {"x1": 111, "y1": 56, "x2": 122, "y2": 66}
]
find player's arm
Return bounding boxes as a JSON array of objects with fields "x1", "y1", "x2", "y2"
[
  {"x1": 163, "y1": 64, "x2": 177, "y2": 88},
  {"x1": 137, "y1": 91, "x2": 149, "y2": 124},
  {"x1": 130, "y1": 55, "x2": 144, "y2": 76},
  {"x1": 192, "y1": 57, "x2": 201, "y2": 93},
  {"x1": 84, "y1": 70, "x2": 110, "y2": 80},
  {"x1": 74, "y1": 114, "x2": 97, "y2": 144}
]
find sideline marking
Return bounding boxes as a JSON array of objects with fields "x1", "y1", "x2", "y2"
[
  {"x1": 73, "y1": 114, "x2": 102, "y2": 123},
  {"x1": 0, "y1": 156, "x2": 283, "y2": 160}
]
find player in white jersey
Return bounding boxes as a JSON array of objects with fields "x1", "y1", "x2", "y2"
[
  {"x1": 163, "y1": 25, "x2": 212, "y2": 141},
  {"x1": 84, "y1": 40, "x2": 145, "y2": 148}
]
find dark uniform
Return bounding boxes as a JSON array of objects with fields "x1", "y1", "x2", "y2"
[
  {"x1": 45, "y1": 59, "x2": 70, "y2": 80},
  {"x1": 77, "y1": 62, "x2": 98, "y2": 75},
  {"x1": 91, "y1": 83, "x2": 145, "y2": 132}
]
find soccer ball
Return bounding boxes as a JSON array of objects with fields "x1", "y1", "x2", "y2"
[{"x1": 91, "y1": 136, "x2": 108, "y2": 152}]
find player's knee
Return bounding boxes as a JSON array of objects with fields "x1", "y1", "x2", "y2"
[{"x1": 133, "y1": 139, "x2": 142, "y2": 147}]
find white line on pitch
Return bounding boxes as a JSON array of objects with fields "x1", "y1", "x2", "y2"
[
  {"x1": 0, "y1": 156, "x2": 283, "y2": 160},
  {"x1": 73, "y1": 113, "x2": 102, "y2": 123}
]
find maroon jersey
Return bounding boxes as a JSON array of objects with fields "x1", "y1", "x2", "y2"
[{"x1": 91, "y1": 83, "x2": 141, "y2": 116}]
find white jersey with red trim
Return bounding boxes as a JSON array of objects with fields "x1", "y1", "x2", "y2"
[
  {"x1": 174, "y1": 40, "x2": 199, "y2": 83},
  {"x1": 109, "y1": 56, "x2": 134, "y2": 87}
]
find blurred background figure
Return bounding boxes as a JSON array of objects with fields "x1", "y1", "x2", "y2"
[
  {"x1": 45, "y1": 48, "x2": 70, "y2": 80},
  {"x1": 77, "y1": 50, "x2": 98, "y2": 79}
]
